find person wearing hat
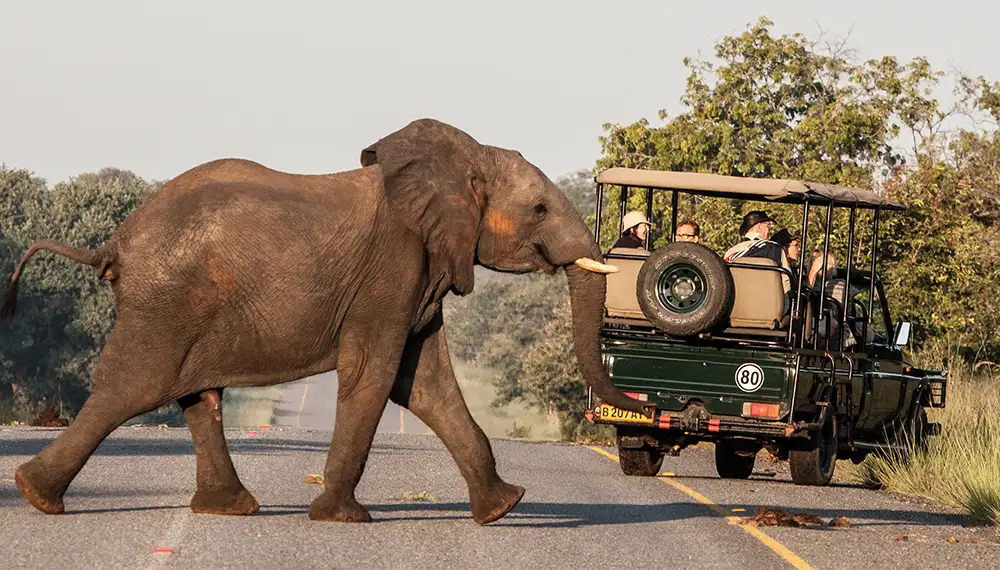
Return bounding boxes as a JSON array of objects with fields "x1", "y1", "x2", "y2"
[
  {"x1": 724, "y1": 210, "x2": 793, "y2": 298},
  {"x1": 613, "y1": 210, "x2": 652, "y2": 249}
]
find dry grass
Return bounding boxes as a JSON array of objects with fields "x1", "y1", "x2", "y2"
[
  {"x1": 842, "y1": 362, "x2": 1000, "y2": 529},
  {"x1": 0, "y1": 398, "x2": 34, "y2": 425}
]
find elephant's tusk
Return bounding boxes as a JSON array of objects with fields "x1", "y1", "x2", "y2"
[{"x1": 573, "y1": 258, "x2": 619, "y2": 274}]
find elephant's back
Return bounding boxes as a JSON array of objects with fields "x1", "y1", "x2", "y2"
[{"x1": 109, "y1": 162, "x2": 385, "y2": 308}]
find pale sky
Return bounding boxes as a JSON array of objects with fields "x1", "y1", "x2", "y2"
[{"x1": 2, "y1": 0, "x2": 997, "y2": 186}]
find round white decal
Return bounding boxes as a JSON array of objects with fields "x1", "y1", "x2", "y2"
[{"x1": 735, "y1": 363, "x2": 765, "y2": 393}]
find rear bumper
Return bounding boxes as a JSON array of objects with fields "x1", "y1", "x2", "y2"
[{"x1": 585, "y1": 407, "x2": 793, "y2": 438}]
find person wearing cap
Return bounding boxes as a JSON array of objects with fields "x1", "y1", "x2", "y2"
[
  {"x1": 613, "y1": 210, "x2": 652, "y2": 249},
  {"x1": 724, "y1": 210, "x2": 793, "y2": 297}
]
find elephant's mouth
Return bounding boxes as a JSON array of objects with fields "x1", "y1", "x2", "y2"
[
  {"x1": 484, "y1": 245, "x2": 556, "y2": 275},
  {"x1": 482, "y1": 240, "x2": 618, "y2": 276}
]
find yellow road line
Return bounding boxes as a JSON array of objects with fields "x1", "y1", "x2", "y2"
[{"x1": 587, "y1": 446, "x2": 813, "y2": 570}]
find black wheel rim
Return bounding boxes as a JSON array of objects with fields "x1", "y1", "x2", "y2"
[{"x1": 656, "y1": 263, "x2": 707, "y2": 314}]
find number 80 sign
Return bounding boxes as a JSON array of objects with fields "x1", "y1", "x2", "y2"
[{"x1": 735, "y1": 363, "x2": 764, "y2": 393}]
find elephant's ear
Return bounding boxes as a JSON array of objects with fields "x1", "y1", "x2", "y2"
[{"x1": 360, "y1": 119, "x2": 485, "y2": 296}]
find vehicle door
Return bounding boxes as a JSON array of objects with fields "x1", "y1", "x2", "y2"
[{"x1": 854, "y1": 278, "x2": 907, "y2": 434}]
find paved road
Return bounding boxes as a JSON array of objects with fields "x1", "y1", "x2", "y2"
[
  {"x1": 1, "y1": 426, "x2": 997, "y2": 569},
  {"x1": 272, "y1": 372, "x2": 429, "y2": 434}
]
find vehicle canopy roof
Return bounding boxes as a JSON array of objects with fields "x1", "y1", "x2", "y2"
[{"x1": 595, "y1": 167, "x2": 905, "y2": 211}]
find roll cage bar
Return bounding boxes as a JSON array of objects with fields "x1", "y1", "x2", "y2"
[{"x1": 592, "y1": 168, "x2": 903, "y2": 355}]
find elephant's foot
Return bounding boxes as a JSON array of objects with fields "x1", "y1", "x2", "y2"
[
  {"x1": 471, "y1": 481, "x2": 525, "y2": 525},
  {"x1": 307, "y1": 491, "x2": 372, "y2": 523},
  {"x1": 190, "y1": 486, "x2": 260, "y2": 516},
  {"x1": 15, "y1": 459, "x2": 65, "y2": 515}
]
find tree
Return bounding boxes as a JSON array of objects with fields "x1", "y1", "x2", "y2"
[
  {"x1": 518, "y1": 299, "x2": 583, "y2": 422},
  {"x1": 879, "y1": 101, "x2": 1000, "y2": 358},
  {"x1": 593, "y1": 18, "x2": 945, "y2": 258},
  {"x1": 0, "y1": 166, "x2": 157, "y2": 418}
]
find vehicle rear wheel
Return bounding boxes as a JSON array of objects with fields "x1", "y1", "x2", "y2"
[
  {"x1": 714, "y1": 439, "x2": 756, "y2": 479},
  {"x1": 789, "y1": 414, "x2": 837, "y2": 486},
  {"x1": 636, "y1": 243, "x2": 735, "y2": 337},
  {"x1": 619, "y1": 448, "x2": 665, "y2": 477}
]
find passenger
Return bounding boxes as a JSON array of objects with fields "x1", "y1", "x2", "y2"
[
  {"x1": 771, "y1": 228, "x2": 800, "y2": 271},
  {"x1": 612, "y1": 210, "x2": 652, "y2": 249},
  {"x1": 808, "y1": 250, "x2": 836, "y2": 288},
  {"x1": 675, "y1": 220, "x2": 701, "y2": 243},
  {"x1": 723, "y1": 210, "x2": 792, "y2": 296},
  {"x1": 787, "y1": 235, "x2": 801, "y2": 267},
  {"x1": 808, "y1": 252, "x2": 871, "y2": 349}
]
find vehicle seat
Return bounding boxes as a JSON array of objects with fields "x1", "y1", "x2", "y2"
[
  {"x1": 603, "y1": 247, "x2": 650, "y2": 320},
  {"x1": 728, "y1": 258, "x2": 786, "y2": 329},
  {"x1": 801, "y1": 293, "x2": 816, "y2": 344}
]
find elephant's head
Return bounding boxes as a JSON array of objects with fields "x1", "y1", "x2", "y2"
[{"x1": 360, "y1": 118, "x2": 647, "y2": 415}]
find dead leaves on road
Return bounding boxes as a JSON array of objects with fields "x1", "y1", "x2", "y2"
[
  {"x1": 742, "y1": 511, "x2": 990, "y2": 546},
  {"x1": 301, "y1": 475, "x2": 436, "y2": 503},
  {"x1": 828, "y1": 516, "x2": 852, "y2": 528},
  {"x1": 740, "y1": 507, "x2": 848, "y2": 529},
  {"x1": 393, "y1": 491, "x2": 437, "y2": 503}
]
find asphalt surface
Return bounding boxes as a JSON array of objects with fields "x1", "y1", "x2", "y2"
[
  {"x1": 272, "y1": 372, "x2": 429, "y2": 434},
  {"x1": 1, "y1": 426, "x2": 997, "y2": 569}
]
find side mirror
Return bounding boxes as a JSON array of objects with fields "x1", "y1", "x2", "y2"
[{"x1": 893, "y1": 321, "x2": 912, "y2": 347}]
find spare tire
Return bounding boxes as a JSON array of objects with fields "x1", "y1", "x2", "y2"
[{"x1": 636, "y1": 242, "x2": 735, "y2": 336}]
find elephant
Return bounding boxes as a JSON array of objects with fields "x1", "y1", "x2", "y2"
[{"x1": 0, "y1": 118, "x2": 649, "y2": 524}]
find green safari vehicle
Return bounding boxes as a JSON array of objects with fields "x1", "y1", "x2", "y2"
[{"x1": 584, "y1": 168, "x2": 947, "y2": 485}]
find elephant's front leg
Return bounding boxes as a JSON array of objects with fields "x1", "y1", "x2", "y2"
[
  {"x1": 391, "y1": 312, "x2": 525, "y2": 525},
  {"x1": 178, "y1": 389, "x2": 260, "y2": 515},
  {"x1": 308, "y1": 328, "x2": 408, "y2": 523}
]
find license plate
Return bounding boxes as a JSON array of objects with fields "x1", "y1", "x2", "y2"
[{"x1": 594, "y1": 403, "x2": 653, "y2": 424}]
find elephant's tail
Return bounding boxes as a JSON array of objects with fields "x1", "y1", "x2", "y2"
[{"x1": 1, "y1": 239, "x2": 115, "y2": 322}]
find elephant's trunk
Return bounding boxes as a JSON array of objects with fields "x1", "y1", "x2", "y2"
[{"x1": 565, "y1": 262, "x2": 649, "y2": 416}]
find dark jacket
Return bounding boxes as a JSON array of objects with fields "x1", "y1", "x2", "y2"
[{"x1": 612, "y1": 232, "x2": 645, "y2": 249}]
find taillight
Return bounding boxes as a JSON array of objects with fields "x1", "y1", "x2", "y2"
[{"x1": 742, "y1": 402, "x2": 781, "y2": 419}]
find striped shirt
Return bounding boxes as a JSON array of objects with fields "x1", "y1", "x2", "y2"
[{"x1": 724, "y1": 237, "x2": 792, "y2": 293}]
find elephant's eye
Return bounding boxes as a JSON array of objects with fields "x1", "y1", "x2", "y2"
[{"x1": 533, "y1": 202, "x2": 547, "y2": 216}]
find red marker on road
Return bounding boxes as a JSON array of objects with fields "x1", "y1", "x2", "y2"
[
  {"x1": 153, "y1": 548, "x2": 173, "y2": 554},
  {"x1": 246, "y1": 430, "x2": 258, "y2": 435}
]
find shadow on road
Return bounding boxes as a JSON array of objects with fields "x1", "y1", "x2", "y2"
[
  {"x1": 248, "y1": 500, "x2": 970, "y2": 529},
  {"x1": 674, "y1": 472, "x2": 868, "y2": 489},
  {"x1": 0, "y1": 436, "x2": 441, "y2": 458},
  {"x1": 0, "y1": 483, "x2": 183, "y2": 509}
]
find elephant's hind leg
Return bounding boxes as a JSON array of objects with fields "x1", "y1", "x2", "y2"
[
  {"x1": 15, "y1": 392, "x2": 171, "y2": 515},
  {"x1": 391, "y1": 313, "x2": 525, "y2": 525},
  {"x1": 178, "y1": 389, "x2": 259, "y2": 515},
  {"x1": 16, "y1": 321, "x2": 185, "y2": 514}
]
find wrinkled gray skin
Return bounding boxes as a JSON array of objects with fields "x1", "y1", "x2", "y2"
[{"x1": 1, "y1": 118, "x2": 647, "y2": 524}]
